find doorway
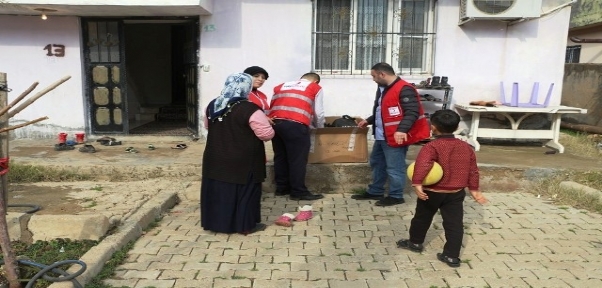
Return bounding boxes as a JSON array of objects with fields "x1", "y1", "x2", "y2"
[{"x1": 82, "y1": 18, "x2": 199, "y2": 136}]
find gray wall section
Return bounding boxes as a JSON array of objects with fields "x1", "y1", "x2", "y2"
[
  {"x1": 562, "y1": 64, "x2": 602, "y2": 126},
  {"x1": 124, "y1": 24, "x2": 173, "y2": 107}
]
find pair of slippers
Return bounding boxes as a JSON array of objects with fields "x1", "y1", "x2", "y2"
[
  {"x1": 96, "y1": 137, "x2": 122, "y2": 146},
  {"x1": 79, "y1": 144, "x2": 96, "y2": 153},
  {"x1": 54, "y1": 143, "x2": 75, "y2": 151},
  {"x1": 172, "y1": 143, "x2": 187, "y2": 149},
  {"x1": 274, "y1": 205, "x2": 313, "y2": 227}
]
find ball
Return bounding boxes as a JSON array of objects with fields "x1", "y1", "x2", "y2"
[{"x1": 407, "y1": 161, "x2": 443, "y2": 186}]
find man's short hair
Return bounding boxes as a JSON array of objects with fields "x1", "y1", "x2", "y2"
[
  {"x1": 371, "y1": 62, "x2": 396, "y2": 75},
  {"x1": 430, "y1": 110, "x2": 460, "y2": 134},
  {"x1": 301, "y1": 72, "x2": 321, "y2": 83}
]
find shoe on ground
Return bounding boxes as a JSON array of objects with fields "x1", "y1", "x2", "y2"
[
  {"x1": 396, "y1": 239, "x2": 424, "y2": 253},
  {"x1": 54, "y1": 143, "x2": 75, "y2": 151},
  {"x1": 350, "y1": 192, "x2": 383, "y2": 200},
  {"x1": 375, "y1": 196, "x2": 405, "y2": 206},
  {"x1": 240, "y1": 223, "x2": 267, "y2": 235},
  {"x1": 78, "y1": 144, "x2": 96, "y2": 153},
  {"x1": 289, "y1": 193, "x2": 324, "y2": 201},
  {"x1": 275, "y1": 190, "x2": 290, "y2": 196},
  {"x1": 437, "y1": 253, "x2": 461, "y2": 268},
  {"x1": 274, "y1": 213, "x2": 295, "y2": 227},
  {"x1": 294, "y1": 205, "x2": 313, "y2": 221}
]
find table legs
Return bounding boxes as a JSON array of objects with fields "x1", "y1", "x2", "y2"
[{"x1": 467, "y1": 111, "x2": 481, "y2": 151}]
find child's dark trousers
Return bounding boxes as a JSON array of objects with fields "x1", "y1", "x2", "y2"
[{"x1": 409, "y1": 189, "x2": 466, "y2": 258}]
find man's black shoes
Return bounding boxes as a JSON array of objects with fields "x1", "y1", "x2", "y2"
[
  {"x1": 350, "y1": 193, "x2": 383, "y2": 200},
  {"x1": 289, "y1": 193, "x2": 324, "y2": 201},
  {"x1": 275, "y1": 190, "x2": 290, "y2": 196},
  {"x1": 375, "y1": 196, "x2": 405, "y2": 206}
]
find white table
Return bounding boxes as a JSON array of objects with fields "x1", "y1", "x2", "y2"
[{"x1": 455, "y1": 104, "x2": 587, "y2": 153}]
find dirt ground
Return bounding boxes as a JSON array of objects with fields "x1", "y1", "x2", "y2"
[
  {"x1": 5, "y1": 138, "x2": 201, "y2": 217},
  {"x1": 8, "y1": 184, "x2": 83, "y2": 215}
]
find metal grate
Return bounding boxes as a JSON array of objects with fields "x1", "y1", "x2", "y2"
[
  {"x1": 565, "y1": 45, "x2": 581, "y2": 63},
  {"x1": 473, "y1": 0, "x2": 515, "y2": 15},
  {"x1": 313, "y1": 0, "x2": 434, "y2": 75}
]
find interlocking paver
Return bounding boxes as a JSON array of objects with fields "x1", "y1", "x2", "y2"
[{"x1": 106, "y1": 192, "x2": 602, "y2": 287}]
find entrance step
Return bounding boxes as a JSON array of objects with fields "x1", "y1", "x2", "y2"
[
  {"x1": 135, "y1": 113, "x2": 156, "y2": 121},
  {"x1": 156, "y1": 105, "x2": 187, "y2": 122}
]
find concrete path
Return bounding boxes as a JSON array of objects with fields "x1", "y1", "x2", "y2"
[{"x1": 103, "y1": 191, "x2": 602, "y2": 288}]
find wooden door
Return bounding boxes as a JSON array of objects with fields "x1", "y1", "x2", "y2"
[{"x1": 82, "y1": 20, "x2": 127, "y2": 134}]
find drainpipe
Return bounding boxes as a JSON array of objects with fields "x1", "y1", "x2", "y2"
[{"x1": 570, "y1": 37, "x2": 602, "y2": 43}]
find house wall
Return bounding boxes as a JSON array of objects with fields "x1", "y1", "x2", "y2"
[
  {"x1": 0, "y1": 15, "x2": 85, "y2": 138},
  {"x1": 562, "y1": 64, "x2": 602, "y2": 126},
  {"x1": 569, "y1": 0, "x2": 602, "y2": 28},
  {"x1": 199, "y1": 0, "x2": 574, "y2": 136},
  {"x1": 567, "y1": 26, "x2": 602, "y2": 63},
  {"x1": 0, "y1": 0, "x2": 577, "y2": 139}
]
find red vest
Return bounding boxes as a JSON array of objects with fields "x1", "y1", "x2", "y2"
[
  {"x1": 268, "y1": 80, "x2": 321, "y2": 126},
  {"x1": 249, "y1": 90, "x2": 270, "y2": 114},
  {"x1": 381, "y1": 79, "x2": 430, "y2": 147}
]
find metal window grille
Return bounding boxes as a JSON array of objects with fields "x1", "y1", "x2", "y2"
[
  {"x1": 565, "y1": 45, "x2": 581, "y2": 63},
  {"x1": 313, "y1": 0, "x2": 435, "y2": 75}
]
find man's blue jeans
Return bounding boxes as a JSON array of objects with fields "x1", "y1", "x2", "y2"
[{"x1": 367, "y1": 140, "x2": 408, "y2": 199}]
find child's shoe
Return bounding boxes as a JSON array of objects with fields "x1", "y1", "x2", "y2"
[
  {"x1": 294, "y1": 205, "x2": 313, "y2": 221},
  {"x1": 274, "y1": 213, "x2": 295, "y2": 227}
]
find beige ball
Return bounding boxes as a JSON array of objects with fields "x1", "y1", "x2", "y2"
[{"x1": 407, "y1": 162, "x2": 443, "y2": 186}]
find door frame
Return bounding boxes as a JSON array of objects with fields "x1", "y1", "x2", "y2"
[{"x1": 81, "y1": 16, "x2": 200, "y2": 136}]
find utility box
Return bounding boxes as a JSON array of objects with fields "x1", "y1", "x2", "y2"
[{"x1": 308, "y1": 116, "x2": 369, "y2": 164}]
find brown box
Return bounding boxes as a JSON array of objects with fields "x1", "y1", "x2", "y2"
[{"x1": 308, "y1": 116, "x2": 369, "y2": 164}]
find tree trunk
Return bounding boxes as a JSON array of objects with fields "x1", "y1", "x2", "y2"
[{"x1": 0, "y1": 73, "x2": 21, "y2": 288}]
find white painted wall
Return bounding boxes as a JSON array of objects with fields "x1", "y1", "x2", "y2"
[
  {"x1": 0, "y1": 0, "x2": 575, "y2": 138},
  {"x1": 199, "y1": 0, "x2": 574, "y2": 136},
  {"x1": 0, "y1": 15, "x2": 85, "y2": 138}
]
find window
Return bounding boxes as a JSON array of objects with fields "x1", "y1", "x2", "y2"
[
  {"x1": 313, "y1": 0, "x2": 435, "y2": 75},
  {"x1": 565, "y1": 45, "x2": 581, "y2": 63}
]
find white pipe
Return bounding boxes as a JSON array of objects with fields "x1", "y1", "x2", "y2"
[{"x1": 541, "y1": 0, "x2": 578, "y2": 17}]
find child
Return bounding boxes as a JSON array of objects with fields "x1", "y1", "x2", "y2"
[{"x1": 396, "y1": 109, "x2": 487, "y2": 267}]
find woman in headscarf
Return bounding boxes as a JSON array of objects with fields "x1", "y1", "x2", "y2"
[{"x1": 201, "y1": 73, "x2": 275, "y2": 235}]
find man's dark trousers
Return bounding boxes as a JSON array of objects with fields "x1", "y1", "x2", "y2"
[{"x1": 272, "y1": 119, "x2": 311, "y2": 197}]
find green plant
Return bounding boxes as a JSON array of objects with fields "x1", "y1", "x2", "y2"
[
  {"x1": 0, "y1": 238, "x2": 99, "y2": 288},
  {"x1": 351, "y1": 187, "x2": 367, "y2": 194},
  {"x1": 91, "y1": 185, "x2": 103, "y2": 191},
  {"x1": 8, "y1": 163, "x2": 93, "y2": 183}
]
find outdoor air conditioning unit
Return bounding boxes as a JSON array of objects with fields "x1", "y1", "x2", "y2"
[{"x1": 460, "y1": 0, "x2": 542, "y2": 21}]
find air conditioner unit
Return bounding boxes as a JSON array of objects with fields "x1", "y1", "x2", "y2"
[{"x1": 460, "y1": 0, "x2": 542, "y2": 20}]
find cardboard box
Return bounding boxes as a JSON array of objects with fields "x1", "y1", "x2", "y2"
[{"x1": 308, "y1": 116, "x2": 369, "y2": 164}]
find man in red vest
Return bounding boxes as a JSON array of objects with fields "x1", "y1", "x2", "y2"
[
  {"x1": 352, "y1": 63, "x2": 430, "y2": 206},
  {"x1": 268, "y1": 73, "x2": 325, "y2": 201}
]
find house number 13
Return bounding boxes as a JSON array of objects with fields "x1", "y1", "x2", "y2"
[{"x1": 43, "y1": 44, "x2": 65, "y2": 57}]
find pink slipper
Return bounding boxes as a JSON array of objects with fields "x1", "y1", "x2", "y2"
[
  {"x1": 274, "y1": 213, "x2": 295, "y2": 227},
  {"x1": 294, "y1": 205, "x2": 313, "y2": 221}
]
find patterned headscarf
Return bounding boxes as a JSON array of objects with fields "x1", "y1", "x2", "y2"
[{"x1": 208, "y1": 73, "x2": 253, "y2": 119}]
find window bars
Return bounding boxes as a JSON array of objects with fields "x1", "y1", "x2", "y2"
[{"x1": 313, "y1": 0, "x2": 435, "y2": 75}]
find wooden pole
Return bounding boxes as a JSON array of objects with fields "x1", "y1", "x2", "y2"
[
  {"x1": 8, "y1": 75, "x2": 71, "y2": 118},
  {"x1": 0, "y1": 72, "x2": 21, "y2": 288},
  {"x1": 0, "y1": 81, "x2": 38, "y2": 118},
  {"x1": 0, "y1": 116, "x2": 49, "y2": 133}
]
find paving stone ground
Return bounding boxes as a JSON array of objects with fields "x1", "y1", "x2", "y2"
[{"x1": 104, "y1": 191, "x2": 602, "y2": 288}]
